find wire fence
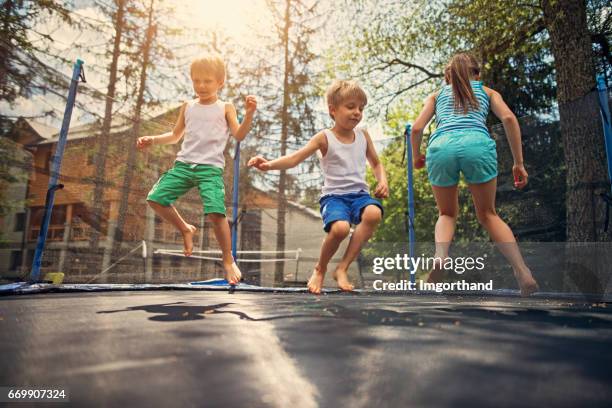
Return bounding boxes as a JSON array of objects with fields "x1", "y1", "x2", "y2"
[{"x1": 1, "y1": 77, "x2": 611, "y2": 295}]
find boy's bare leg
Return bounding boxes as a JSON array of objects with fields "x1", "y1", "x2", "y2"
[
  {"x1": 147, "y1": 200, "x2": 196, "y2": 256},
  {"x1": 334, "y1": 206, "x2": 382, "y2": 291},
  {"x1": 428, "y1": 185, "x2": 459, "y2": 283},
  {"x1": 208, "y1": 213, "x2": 241, "y2": 284},
  {"x1": 309, "y1": 221, "x2": 351, "y2": 294},
  {"x1": 468, "y1": 179, "x2": 539, "y2": 296}
]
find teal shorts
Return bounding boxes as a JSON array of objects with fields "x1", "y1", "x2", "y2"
[
  {"x1": 426, "y1": 130, "x2": 498, "y2": 187},
  {"x1": 147, "y1": 161, "x2": 226, "y2": 215}
]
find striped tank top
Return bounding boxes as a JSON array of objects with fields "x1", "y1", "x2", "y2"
[{"x1": 429, "y1": 80, "x2": 490, "y2": 145}]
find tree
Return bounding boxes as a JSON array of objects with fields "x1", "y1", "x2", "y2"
[
  {"x1": 542, "y1": 0, "x2": 610, "y2": 241},
  {"x1": 336, "y1": 0, "x2": 611, "y2": 242},
  {"x1": 243, "y1": 0, "x2": 319, "y2": 284},
  {"x1": 88, "y1": 0, "x2": 130, "y2": 259},
  {"x1": 106, "y1": 0, "x2": 156, "y2": 266},
  {"x1": 0, "y1": 0, "x2": 74, "y2": 134}
]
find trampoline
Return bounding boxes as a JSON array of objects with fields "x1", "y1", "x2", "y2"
[
  {"x1": 1, "y1": 289, "x2": 611, "y2": 406},
  {"x1": 2, "y1": 61, "x2": 612, "y2": 407}
]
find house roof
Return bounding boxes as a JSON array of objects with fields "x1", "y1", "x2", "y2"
[
  {"x1": 287, "y1": 200, "x2": 321, "y2": 219},
  {"x1": 36, "y1": 117, "x2": 133, "y2": 145},
  {"x1": 243, "y1": 188, "x2": 321, "y2": 220},
  {"x1": 26, "y1": 120, "x2": 58, "y2": 140},
  {"x1": 14, "y1": 104, "x2": 181, "y2": 146}
]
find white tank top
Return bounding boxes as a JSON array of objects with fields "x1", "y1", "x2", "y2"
[
  {"x1": 319, "y1": 128, "x2": 369, "y2": 196},
  {"x1": 176, "y1": 99, "x2": 230, "y2": 168}
]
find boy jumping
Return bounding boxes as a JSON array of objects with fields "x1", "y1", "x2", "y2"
[
  {"x1": 248, "y1": 80, "x2": 387, "y2": 293},
  {"x1": 137, "y1": 54, "x2": 256, "y2": 284}
]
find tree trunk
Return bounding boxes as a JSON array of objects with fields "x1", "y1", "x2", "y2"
[
  {"x1": 274, "y1": 0, "x2": 291, "y2": 285},
  {"x1": 111, "y1": 0, "x2": 156, "y2": 262},
  {"x1": 542, "y1": 0, "x2": 610, "y2": 242},
  {"x1": 89, "y1": 0, "x2": 127, "y2": 265},
  {"x1": 0, "y1": 0, "x2": 13, "y2": 92}
]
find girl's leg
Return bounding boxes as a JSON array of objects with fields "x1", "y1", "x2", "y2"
[
  {"x1": 468, "y1": 178, "x2": 538, "y2": 296},
  {"x1": 428, "y1": 185, "x2": 459, "y2": 282},
  {"x1": 207, "y1": 213, "x2": 241, "y2": 284},
  {"x1": 147, "y1": 200, "x2": 197, "y2": 256},
  {"x1": 334, "y1": 205, "x2": 382, "y2": 291},
  {"x1": 308, "y1": 221, "x2": 351, "y2": 294}
]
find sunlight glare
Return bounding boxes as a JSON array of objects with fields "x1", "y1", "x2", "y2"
[{"x1": 173, "y1": 0, "x2": 271, "y2": 45}]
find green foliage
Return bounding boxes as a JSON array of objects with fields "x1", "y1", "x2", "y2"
[
  {"x1": 331, "y1": 0, "x2": 590, "y2": 242},
  {"x1": 0, "y1": 0, "x2": 73, "y2": 132},
  {"x1": 339, "y1": 0, "x2": 557, "y2": 117},
  {"x1": 0, "y1": 137, "x2": 29, "y2": 240}
]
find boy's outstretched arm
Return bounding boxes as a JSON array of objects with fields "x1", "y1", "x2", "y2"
[
  {"x1": 248, "y1": 132, "x2": 324, "y2": 171},
  {"x1": 137, "y1": 102, "x2": 186, "y2": 149},
  {"x1": 364, "y1": 130, "x2": 389, "y2": 199},
  {"x1": 226, "y1": 96, "x2": 257, "y2": 141},
  {"x1": 410, "y1": 93, "x2": 435, "y2": 169},
  {"x1": 486, "y1": 87, "x2": 528, "y2": 188}
]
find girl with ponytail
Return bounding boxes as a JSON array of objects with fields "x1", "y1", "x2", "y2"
[{"x1": 411, "y1": 53, "x2": 539, "y2": 296}]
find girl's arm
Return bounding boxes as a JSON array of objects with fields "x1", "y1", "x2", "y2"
[
  {"x1": 364, "y1": 130, "x2": 388, "y2": 198},
  {"x1": 136, "y1": 103, "x2": 186, "y2": 149},
  {"x1": 486, "y1": 87, "x2": 528, "y2": 188},
  {"x1": 226, "y1": 96, "x2": 257, "y2": 142},
  {"x1": 248, "y1": 132, "x2": 324, "y2": 171},
  {"x1": 410, "y1": 93, "x2": 436, "y2": 168}
]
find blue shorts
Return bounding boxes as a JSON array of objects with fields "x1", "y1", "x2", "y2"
[
  {"x1": 319, "y1": 192, "x2": 383, "y2": 232},
  {"x1": 426, "y1": 130, "x2": 498, "y2": 187}
]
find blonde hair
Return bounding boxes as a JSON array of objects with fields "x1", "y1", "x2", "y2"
[
  {"x1": 445, "y1": 53, "x2": 481, "y2": 114},
  {"x1": 325, "y1": 80, "x2": 367, "y2": 119},
  {"x1": 190, "y1": 53, "x2": 226, "y2": 82}
]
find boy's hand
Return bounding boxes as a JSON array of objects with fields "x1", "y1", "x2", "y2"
[
  {"x1": 413, "y1": 153, "x2": 426, "y2": 169},
  {"x1": 137, "y1": 136, "x2": 154, "y2": 150},
  {"x1": 374, "y1": 180, "x2": 389, "y2": 199},
  {"x1": 245, "y1": 95, "x2": 257, "y2": 115},
  {"x1": 513, "y1": 164, "x2": 528, "y2": 189},
  {"x1": 248, "y1": 156, "x2": 271, "y2": 171}
]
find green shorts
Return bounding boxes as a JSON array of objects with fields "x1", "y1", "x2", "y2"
[
  {"x1": 147, "y1": 161, "x2": 226, "y2": 215},
  {"x1": 426, "y1": 130, "x2": 498, "y2": 187}
]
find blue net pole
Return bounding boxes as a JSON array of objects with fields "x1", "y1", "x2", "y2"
[
  {"x1": 30, "y1": 59, "x2": 85, "y2": 282},
  {"x1": 597, "y1": 75, "x2": 612, "y2": 195},
  {"x1": 231, "y1": 142, "x2": 240, "y2": 261},
  {"x1": 405, "y1": 124, "x2": 416, "y2": 284}
]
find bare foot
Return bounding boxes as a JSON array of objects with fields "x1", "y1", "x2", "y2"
[
  {"x1": 224, "y1": 262, "x2": 242, "y2": 285},
  {"x1": 427, "y1": 268, "x2": 444, "y2": 283},
  {"x1": 307, "y1": 266, "x2": 325, "y2": 294},
  {"x1": 427, "y1": 256, "x2": 448, "y2": 283},
  {"x1": 514, "y1": 266, "x2": 539, "y2": 297},
  {"x1": 333, "y1": 268, "x2": 354, "y2": 292},
  {"x1": 182, "y1": 224, "x2": 197, "y2": 256}
]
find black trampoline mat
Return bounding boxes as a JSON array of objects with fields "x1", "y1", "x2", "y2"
[{"x1": 1, "y1": 291, "x2": 611, "y2": 407}]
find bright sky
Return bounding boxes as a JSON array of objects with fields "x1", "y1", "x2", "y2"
[
  {"x1": 168, "y1": 0, "x2": 271, "y2": 45},
  {"x1": 4, "y1": 0, "x2": 388, "y2": 141}
]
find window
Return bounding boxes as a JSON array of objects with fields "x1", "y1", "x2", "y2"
[
  {"x1": 9, "y1": 251, "x2": 22, "y2": 271},
  {"x1": 14, "y1": 213, "x2": 25, "y2": 232},
  {"x1": 29, "y1": 207, "x2": 44, "y2": 227},
  {"x1": 50, "y1": 205, "x2": 66, "y2": 225},
  {"x1": 45, "y1": 151, "x2": 53, "y2": 171}
]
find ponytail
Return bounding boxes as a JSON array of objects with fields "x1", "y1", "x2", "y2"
[{"x1": 446, "y1": 53, "x2": 481, "y2": 114}]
